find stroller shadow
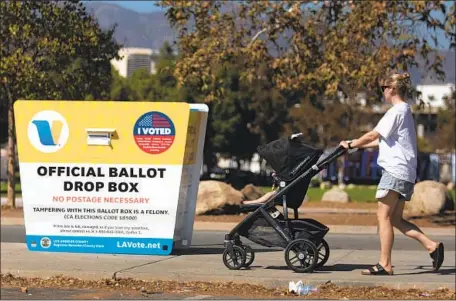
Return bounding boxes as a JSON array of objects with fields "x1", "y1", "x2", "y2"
[
  {"x1": 172, "y1": 244, "x2": 281, "y2": 256},
  {"x1": 264, "y1": 264, "x2": 375, "y2": 273}
]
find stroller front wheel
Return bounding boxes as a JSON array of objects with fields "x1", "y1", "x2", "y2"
[
  {"x1": 284, "y1": 238, "x2": 318, "y2": 273},
  {"x1": 223, "y1": 245, "x2": 247, "y2": 270}
]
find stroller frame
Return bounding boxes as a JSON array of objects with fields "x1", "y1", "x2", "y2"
[{"x1": 222, "y1": 145, "x2": 348, "y2": 273}]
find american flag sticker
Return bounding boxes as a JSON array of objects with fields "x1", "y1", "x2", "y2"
[{"x1": 133, "y1": 111, "x2": 176, "y2": 155}]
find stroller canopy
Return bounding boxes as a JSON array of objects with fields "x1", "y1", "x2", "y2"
[{"x1": 257, "y1": 133, "x2": 323, "y2": 182}]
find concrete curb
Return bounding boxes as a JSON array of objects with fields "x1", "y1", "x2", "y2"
[{"x1": 2, "y1": 216, "x2": 455, "y2": 236}]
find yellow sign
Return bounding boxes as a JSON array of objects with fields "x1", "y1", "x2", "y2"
[{"x1": 14, "y1": 100, "x2": 208, "y2": 255}]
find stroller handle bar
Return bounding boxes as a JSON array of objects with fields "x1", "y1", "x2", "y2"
[
  {"x1": 315, "y1": 145, "x2": 357, "y2": 171},
  {"x1": 237, "y1": 144, "x2": 357, "y2": 211}
]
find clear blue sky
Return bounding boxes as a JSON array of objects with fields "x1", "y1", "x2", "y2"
[{"x1": 108, "y1": 1, "x2": 165, "y2": 12}]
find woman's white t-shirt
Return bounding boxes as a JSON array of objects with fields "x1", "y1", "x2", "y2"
[{"x1": 374, "y1": 102, "x2": 418, "y2": 183}]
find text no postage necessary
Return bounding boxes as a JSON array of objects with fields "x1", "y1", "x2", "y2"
[{"x1": 37, "y1": 166, "x2": 167, "y2": 193}]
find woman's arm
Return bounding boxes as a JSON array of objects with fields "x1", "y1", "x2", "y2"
[
  {"x1": 350, "y1": 130, "x2": 380, "y2": 149},
  {"x1": 356, "y1": 138, "x2": 379, "y2": 149},
  {"x1": 340, "y1": 130, "x2": 380, "y2": 149}
]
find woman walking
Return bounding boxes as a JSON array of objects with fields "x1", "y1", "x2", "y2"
[{"x1": 339, "y1": 72, "x2": 444, "y2": 275}]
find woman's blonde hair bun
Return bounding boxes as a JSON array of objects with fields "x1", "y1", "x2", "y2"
[
  {"x1": 384, "y1": 72, "x2": 412, "y2": 98},
  {"x1": 400, "y1": 72, "x2": 411, "y2": 86}
]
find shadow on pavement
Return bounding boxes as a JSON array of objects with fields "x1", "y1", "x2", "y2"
[
  {"x1": 263, "y1": 263, "x2": 372, "y2": 272},
  {"x1": 264, "y1": 264, "x2": 455, "y2": 275},
  {"x1": 316, "y1": 264, "x2": 374, "y2": 272},
  {"x1": 398, "y1": 265, "x2": 456, "y2": 276},
  {"x1": 172, "y1": 245, "x2": 280, "y2": 255}
]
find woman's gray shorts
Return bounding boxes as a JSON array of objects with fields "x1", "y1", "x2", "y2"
[{"x1": 376, "y1": 170, "x2": 415, "y2": 201}]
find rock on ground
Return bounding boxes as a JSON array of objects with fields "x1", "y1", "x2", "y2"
[
  {"x1": 405, "y1": 180, "x2": 455, "y2": 215},
  {"x1": 321, "y1": 187, "x2": 351, "y2": 203},
  {"x1": 320, "y1": 182, "x2": 333, "y2": 189},
  {"x1": 196, "y1": 181, "x2": 244, "y2": 215},
  {"x1": 241, "y1": 184, "x2": 265, "y2": 200},
  {"x1": 440, "y1": 163, "x2": 452, "y2": 184}
]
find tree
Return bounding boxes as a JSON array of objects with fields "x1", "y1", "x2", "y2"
[
  {"x1": 435, "y1": 88, "x2": 456, "y2": 152},
  {"x1": 0, "y1": 0, "x2": 121, "y2": 207},
  {"x1": 159, "y1": 1, "x2": 452, "y2": 100},
  {"x1": 149, "y1": 42, "x2": 184, "y2": 102},
  {"x1": 125, "y1": 68, "x2": 156, "y2": 101},
  {"x1": 110, "y1": 67, "x2": 130, "y2": 101},
  {"x1": 157, "y1": 1, "x2": 453, "y2": 147},
  {"x1": 207, "y1": 60, "x2": 262, "y2": 165}
]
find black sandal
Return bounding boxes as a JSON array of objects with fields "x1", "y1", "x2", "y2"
[
  {"x1": 430, "y1": 242, "x2": 444, "y2": 271},
  {"x1": 361, "y1": 263, "x2": 393, "y2": 276}
]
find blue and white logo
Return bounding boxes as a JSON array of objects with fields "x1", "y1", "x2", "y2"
[{"x1": 27, "y1": 110, "x2": 69, "y2": 153}]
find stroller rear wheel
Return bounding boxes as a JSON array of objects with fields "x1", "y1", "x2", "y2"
[
  {"x1": 223, "y1": 245, "x2": 246, "y2": 270},
  {"x1": 241, "y1": 245, "x2": 255, "y2": 267},
  {"x1": 284, "y1": 238, "x2": 318, "y2": 273},
  {"x1": 315, "y1": 239, "x2": 330, "y2": 269}
]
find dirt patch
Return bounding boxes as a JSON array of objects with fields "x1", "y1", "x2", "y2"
[
  {"x1": 1, "y1": 273, "x2": 454, "y2": 300},
  {"x1": 301, "y1": 202, "x2": 378, "y2": 210},
  {"x1": 1, "y1": 206, "x2": 23, "y2": 218}
]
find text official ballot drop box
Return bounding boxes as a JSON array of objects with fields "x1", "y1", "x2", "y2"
[{"x1": 14, "y1": 100, "x2": 208, "y2": 255}]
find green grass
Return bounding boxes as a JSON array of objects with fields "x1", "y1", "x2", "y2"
[
  {"x1": 0, "y1": 182, "x2": 21, "y2": 192},
  {"x1": 0, "y1": 182, "x2": 22, "y2": 197},
  {"x1": 308, "y1": 187, "x2": 377, "y2": 203}
]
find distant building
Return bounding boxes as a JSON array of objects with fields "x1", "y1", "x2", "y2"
[
  {"x1": 416, "y1": 82, "x2": 455, "y2": 109},
  {"x1": 111, "y1": 47, "x2": 159, "y2": 78},
  {"x1": 413, "y1": 50, "x2": 455, "y2": 109}
]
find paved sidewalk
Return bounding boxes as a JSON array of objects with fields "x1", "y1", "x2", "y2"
[{"x1": 1, "y1": 243, "x2": 455, "y2": 291}]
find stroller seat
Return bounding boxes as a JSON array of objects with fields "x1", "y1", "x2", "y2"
[
  {"x1": 222, "y1": 133, "x2": 348, "y2": 274},
  {"x1": 242, "y1": 133, "x2": 323, "y2": 212}
]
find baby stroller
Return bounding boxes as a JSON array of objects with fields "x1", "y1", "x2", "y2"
[{"x1": 222, "y1": 133, "x2": 349, "y2": 273}]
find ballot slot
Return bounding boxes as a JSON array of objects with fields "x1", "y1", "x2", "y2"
[{"x1": 86, "y1": 128, "x2": 116, "y2": 146}]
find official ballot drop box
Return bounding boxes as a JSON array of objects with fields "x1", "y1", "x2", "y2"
[{"x1": 14, "y1": 100, "x2": 208, "y2": 255}]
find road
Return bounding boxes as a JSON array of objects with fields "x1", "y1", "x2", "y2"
[{"x1": 1, "y1": 225, "x2": 455, "y2": 251}]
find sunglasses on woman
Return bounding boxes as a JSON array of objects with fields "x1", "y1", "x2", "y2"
[{"x1": 381, "y1": 85, "x2": 391, "y2": 92}]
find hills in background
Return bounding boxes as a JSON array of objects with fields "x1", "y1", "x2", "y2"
[
  {"x1": 85, "y1": 2, "x2": 176, "y2": 50},
  {"x1": 84, "y1": 2, "x2": 455, "y2": 86}
]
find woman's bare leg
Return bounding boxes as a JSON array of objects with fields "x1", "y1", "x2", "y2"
[
  {"x1": 376, "y1": 190, "x2": 399, "y2": 273},
  {"x1": 241, "y1": 191, "x2": 277, "y2": 205},
  {"x1": 391, "y1": 201, "x2": 439, "y2": 252},
  {"x1": 362, "y1": 190, "x2": 398, "y2": 275}
]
